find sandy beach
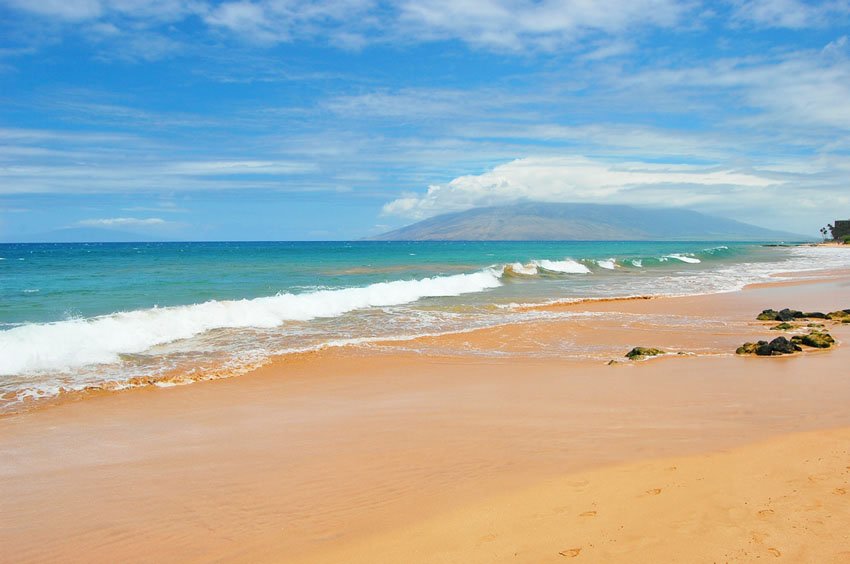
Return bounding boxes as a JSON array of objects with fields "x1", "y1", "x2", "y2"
[{"x1": 2, "y1": 269, "x2": 850, "y2": 562}]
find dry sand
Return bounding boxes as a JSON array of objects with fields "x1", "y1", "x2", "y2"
[
  {"x1": 303, "y1": 427, "x2": 850, "y2": 563},
  {"x1": 1, "y1": 271, "x2": 850, "y2": 562}
]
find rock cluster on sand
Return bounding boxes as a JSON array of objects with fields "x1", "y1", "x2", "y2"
[
  {"x1": 625, "y1": 347, "x2": 665, "y2": 360},
  {"x1": 794, "y1": 331, "x2": 836, "y2": 348},
  {"x1": 756, "y1": 308, "x2": 827, "y2": 321},
  {"x1": 737, "y1": 306, "x2": 845, "y2": 355},
  {"x1": 756, "y1": 308, "x2": 850, "y2": 321},
  {"x1": 827, "y1": 310, "x2": 850, "y2": 321},
  {"x1": 736, "y1": 337, "x2": 801, "y2": 356}
]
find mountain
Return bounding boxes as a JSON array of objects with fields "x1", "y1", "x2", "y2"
[{"x1": 369, "y1": 203, "x2": 810, "y2": 241}]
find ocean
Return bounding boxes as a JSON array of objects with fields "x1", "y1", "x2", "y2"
[{"x1": 1, "y1": 241, "x2": 848, "y2": 411}]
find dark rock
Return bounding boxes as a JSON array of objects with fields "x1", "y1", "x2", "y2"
[
  {"x1": 772, "y1": 336, "x2": 801, "y2": 353},
  {"x1": 753, "y1": 337, "x2": 801, "y2": 356},
  {"x1": 625, "y1": 347, "x2": 665, "y2": 359},
  {"x1": 759, "y1": 309, "x2": 833, "y2": 321},
  {"x1": 754, "y1": 342, "x2": 773, "y2": 355},
  {"x1": 827, "y1": 310, "x2": 850, "y2": 320},
  {"x1": 799, "y1": 331, "x2": 835, "y2": 348},
  {"x1": 803, "y1": 312, "x2": 827, "y2": 319},
  {"x1": 777, "y1": 308, "x2": 804, "y2": 321},
  {"x1": 770, "y1": 322, "x2": 794, "y2": 331}
]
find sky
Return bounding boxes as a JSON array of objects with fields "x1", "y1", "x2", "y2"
[{"x1": 1, "y1": 0, "x2": 849, "y2": 241}]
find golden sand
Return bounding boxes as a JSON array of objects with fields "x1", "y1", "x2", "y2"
[
  {"x1": 1, "y1": 271, "x2": 849, "y2": 562},
  {"x1": 302, "y1": 427, "x2": 850, "y2": 563}
]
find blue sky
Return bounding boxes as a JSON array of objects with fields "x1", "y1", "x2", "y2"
[{"x1": 1, "y1": 0, "x2": 849, "y2": 241}]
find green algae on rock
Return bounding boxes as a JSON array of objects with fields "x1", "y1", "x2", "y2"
[{"x1": 625, "y1": 347, "x2": 665, "y2": 360}]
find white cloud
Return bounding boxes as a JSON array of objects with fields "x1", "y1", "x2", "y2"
[
  {"x1": 624, "y1": 44, "x2": 850, "y2": 132},
  {"x1": 323, "y1": 87, "x2": 524, "y2": 120},
  {"x1": 3, "y1": 0, "x2": 694, "y2": 54},
  {"x1": 4, "y1": 0, "x2": 103, "y2": 21},
  {"x1": 104, "y1": 0, "x2": 205, "y2": 21},
  {"x1": 167, "y1": 160, "x2": 317, "y2": 175},
  {"x1": 204, "y1": 0, "x2": 376, "y2": 45},
  {"x1": 77, "y1": 217, "x2": 167, "y2": 227},
  {"x1": 396, "y1": 0, "x2": 690, "y2": 51},
  {"x1": 730, "y1": 0, "x2": 850, "y2": 29},
  {"x1": 382, "y1": 156, "x2": 781, "y2": 219},
  {"x1": 205, "y1": 2, "x2": 279, "y2": 42},
  {"x1": 92, "y1": 31, "x2": 184, "y2": 62},
  {"x1": 2, "y1": 0, "x2": 846, "y2": 59},
  {"x1": 2, "y1": 0, "x2": 204, "y2": 22},
  {"x1": 0, "y1": 158, "x2": 319, "y2": 193}
]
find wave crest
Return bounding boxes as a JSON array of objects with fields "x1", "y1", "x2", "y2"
[
  {"x1": 0, "y1": 269, "x2": 503, "y2": 375},
  {"x1": 532, "y1": 259, "x2": 591, "y2": 274},
  {"x1": 665, "y1": 254, "x2": 701, "y2": 264}
]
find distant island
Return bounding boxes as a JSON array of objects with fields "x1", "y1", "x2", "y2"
[{"x1": 369, "y1": 203, "x2": 810, "y2": 241}]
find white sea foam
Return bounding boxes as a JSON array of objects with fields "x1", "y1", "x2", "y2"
[
  {"x1": 665, "y1": 254, "x2": 701, "y2": 264},
  {"x1": 506, "y1": 262, "x2": 539, "y2": 276},
  {"x1": 597, "y1": 258, "x2": 617, "y2": 270},
  {"x1": 631, "y1": 259, "x2": 643, "y2": 267},
  {"x1": 532, "y1": 259, "x2": 591, "y2": 274},
  {"x1": 0, "y1": 269, "x2": 503, "y2": 375}
]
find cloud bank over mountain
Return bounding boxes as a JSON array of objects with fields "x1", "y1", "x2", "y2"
[{"x1": 383, "y1": 157, "x2": 782, "y2": 220}]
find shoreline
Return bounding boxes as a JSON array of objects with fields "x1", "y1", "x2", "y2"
[
  {"x1": 2, "y1": 268, "x2": 850, "y2": 561},
  {"x1": 5, "y1": 261, "x2": 849, "y2": 418}
]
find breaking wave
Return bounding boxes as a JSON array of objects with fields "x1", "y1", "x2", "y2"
[
  {"x1": 596, "y1": 258, "x2": 617, "y2": 270},
  {"x1": 665, "y1": 254, "x2": 701, "y2": 264},
  {"x1": 532, "y1": 259, "x2": 592, "y2": 274},
  {"x1": 0, "y1": 269, "x2": 503, "y2": 375},
  {"x1": 504, "y1": 262, "x2": 540, "y2": 276}
]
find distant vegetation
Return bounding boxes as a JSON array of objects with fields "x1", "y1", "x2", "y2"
[{"x1": 821, "y1": 221, "x2": 850, "y2": 243}]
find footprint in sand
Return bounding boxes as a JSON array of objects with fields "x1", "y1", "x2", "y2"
[
  {"x1": 478, "y1": 533, "x2": 496, "y2": 543},
  {"x1": 751, "y1": 531, "x2": 768, "y2": 544},
  {"x1": 645, "y1": 488, "x2": 662, "y2": 496},
  {"x1": 579, "y1": 511, "x2": 597, "y2": 518},
  {"x1": 767, "y1": 547, "x2": 782, "y2": 557},
  {"x1": 834, "y1": 487, "x2": 846, "y2": 495},
  {"x1": 758, "y1": 509, "x2": 775, "y2": 517},
  {"x1": 559, "y1": 548, "x2": 581, "y2": 558}
]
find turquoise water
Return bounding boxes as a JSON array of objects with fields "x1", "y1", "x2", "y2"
[
  {"x1": 0, "y1": 241, "x2": 767, "y2": 324},
  {"x1": 1, "y1": 241, "x2": 847, "y2": 410}
]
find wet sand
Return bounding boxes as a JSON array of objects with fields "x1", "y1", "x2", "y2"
[{"x1": 1, "y1": 272, "x2": 850, "y2": 562}]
